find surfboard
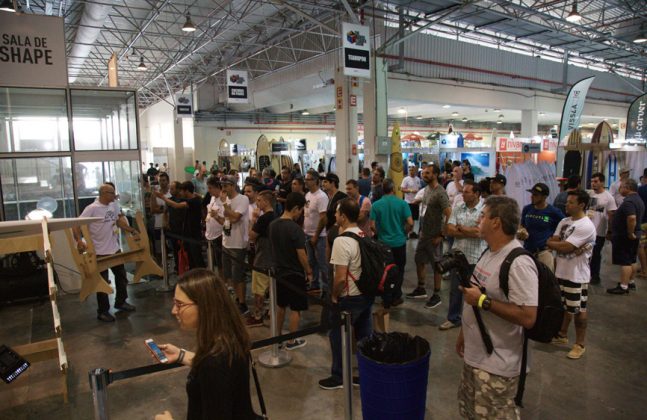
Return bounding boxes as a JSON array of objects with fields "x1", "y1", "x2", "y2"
[
  {"x1": 218, "y1": 139, "x2": 230, "y2": 172},
  {"x1": 563, "y1": 129, "x2": 582, "y2": 179},
  {"x1": 269, "y1": 138, "x2": 281, "y2": 174},
  {"x1": 387, "y1": 122, "x2": 405, "y2": 199},
  {"x1": 256, "y1": 135, "x2": 271, "y2": 173}
]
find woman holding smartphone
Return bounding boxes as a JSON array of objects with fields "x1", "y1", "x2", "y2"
[{"x1": 154, "y1": 269, "x2": 258, "y2": 420}]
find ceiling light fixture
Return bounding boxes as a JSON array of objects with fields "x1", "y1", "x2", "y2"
[
  {"x1": 494, "y1": 108, "x2": 501, "y2": 112},
  {"x1": 566, "y1": 1, "x2": 582, "y2": 23},
  {"x1": 462, "y1": 117, "x2": 468, "y2": 122},
  {"x1": 137, "y1": 56, "x2": 147, "y2": 71},
  {"x1": 301, "y1": 110, "x2": 310, "y2": 115},
  {"x1": 182, "y1": 14, "x2": 196, "y2": 32},
  {"x1": 397, "y1": 107, "x2": 407, "y2": 114},
  {"x1": 452, "y1": 112, "x2": 459, "y2": 117},
  {"x1": 416, "y1": 115, "x2": 423, "y2": 120},
  {"x1": 634, "y1": 33, "x2": 647, "y2": 44},
  {"x1": 497, "y1": 120, "x2": 503, "y2": 124},
  {"x1": 442, "y1": 104, "x2": 451, "y2": 109},
  {"x1": 539, "y1": 112, "x2": 545, "y2": 116},
  {"x1": 498, "y1": 114, "x2": 504, "y2": 118},
  {"x1": 0, "y1": 0, "x2": 16, "y2": 12}
]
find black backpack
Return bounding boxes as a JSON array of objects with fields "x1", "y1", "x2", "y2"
[{"x1": 339, "y1": 231, "x2": 399, "y2": 297}]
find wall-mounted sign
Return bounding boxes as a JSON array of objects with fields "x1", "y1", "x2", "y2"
[
  {"x1": 522, "y1": 143, "x2": 541, "y2": 153},
  {"x1": 175, "y1": 93, "x2": 193, "y2": 115},
  {"x1": 350, "y1": 94, "x2": 357, "y2": 107},
  {"x1": 226, "y1": 69, "x2": 248, "y2": 103},
  {"x1": 271, "y1": 142, "x2": 288, "y2": 153},
  {"x1": 0, "y1": 13, "x2": 67, "y2": 88},
  {"x1": 342, "y1": 22, "x2": 370, "y2": 79},
  {"x1": 497, "y1": 137, "x2": 523, "y2": 152},
  {"x1": 626, "y1": 93, "x2": 646, "y2": 144},
  {"x1": 542, "y1": 137, "x2": 558, "y2": 152}
]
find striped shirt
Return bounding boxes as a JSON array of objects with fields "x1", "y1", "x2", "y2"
[{"x1": 448, "y1": 201, "x2": 486, "y2": 264}]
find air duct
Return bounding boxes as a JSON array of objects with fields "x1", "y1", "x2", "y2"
[{"x1": 67, "y1": 2, "x2": 112, "y2": 83}]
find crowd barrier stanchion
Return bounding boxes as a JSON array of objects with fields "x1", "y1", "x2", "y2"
[
  {"x1": 207, "y1": 239, "x2": 214, "y2": 272},
  {"x1": 89, "y1": 368, "x2": 110, "y2": 420},
  {"x1": 156, "y1": 230, "x2": 173, "y2": 292},
  {"x1": 341, "y1": 311, "x2": 354, "y2": 420},
  {"x1": 258, "y1": 274, "x2": 291, "y2": 368}
]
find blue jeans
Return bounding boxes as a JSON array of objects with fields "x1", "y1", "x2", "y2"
[
  {"x1": 306, "y1": 235, "x2": 329, "y2": 293},
  {"x1": 447, "y1": 264, "x2": 475, "y2": 324},
  {"x1": 329, "y1": 295, "x2": 374, "y2": 379}
]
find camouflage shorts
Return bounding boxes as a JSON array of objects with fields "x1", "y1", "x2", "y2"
[{"x1": 458, "y1": 364, "x2": 520, "y2": 420}]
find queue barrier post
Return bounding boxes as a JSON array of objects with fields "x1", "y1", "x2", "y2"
[
  {"x1": 207, "y1": 239, "x2": 214, "y2": 272},
  {"x1": 89, "y1": 368, "x2": 110, "y2": 420},
  {"x1": 258, "y1": 275, "x2": 291, "y2": 368},
  {"x1": 341, "y1": 311, "x2": 354, "y2": 420},
  {"x1": 156, "y1": 229, "x2": 173, "y2": 292}
]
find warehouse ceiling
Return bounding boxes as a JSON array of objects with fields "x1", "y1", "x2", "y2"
[{"x1": 12, "y1": 0, "x2": 647, "y2": 109}]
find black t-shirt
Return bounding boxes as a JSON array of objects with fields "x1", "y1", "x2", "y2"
[
  {"x1": 186, "y1": 353, "x2": 257, "y2": 420},
  {"x1": 184, "y1": 196, "x2": 204, "y2": 239},
  {"x1": 253, "y1": 211, "x2": 275, "y2": 272},
  {"x1": 269, "y1": 218, "x2": 306, "y2": 278},
  {"x1": 358, "y1": 178, "x2": 371, "y2": 197},
  {"x1": 278, "y1": 180, "x2": 292, "y2": 200},
  {"x1": 168, "y1": 197, "x2": 186, "y2": 234},
  {"x1": 326, "y1": 190, "x2": 348, "y2": 230},
  {"x1": 612, "y1": 193, "x2": 645, "y2": 236}
]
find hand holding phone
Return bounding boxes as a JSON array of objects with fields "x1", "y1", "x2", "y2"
[{"x1": 145, "y1": 339, "x2": 169, "y2": 363}]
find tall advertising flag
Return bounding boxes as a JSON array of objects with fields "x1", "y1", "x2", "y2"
[
  {"x1": 625, "y1": 93, "x2": 647, "y2": 145},
  {"x1": 556, "y1": 76, "x2": 595, "y2": 176}
]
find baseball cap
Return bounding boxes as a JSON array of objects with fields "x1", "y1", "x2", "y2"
[
  {"x1": 527, "y1": 183, "x2": 549, "y2": 196},
  {"x1": 488, "y1": 174, "x2": 507, "y2": 186},
  {"x1": 324, "y1": 173, "x2": 340, "y2": 184},
  {"x1": 221, "y1": 175, "x2": 237, "y2": 185},
  {"x1": 619, "y1": 167, "x2": 631, "y2": 175}
]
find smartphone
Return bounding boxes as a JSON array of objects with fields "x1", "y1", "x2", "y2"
[{"x1": 145, "y1": 339, "x2": 168, "y2": 363}]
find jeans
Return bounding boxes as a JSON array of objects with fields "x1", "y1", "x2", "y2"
[
  {"x1": 306, "y1": 235, "x2": 329, "y2": 293},
  {"x1": 329, "y1": 295, "x2": 374, "y2": 379},
  {"x1": 97, "y1": 254, "x2": 128, "y2": 314},
  {"x1": 383, "y1": 245, "x2": 406, "y2": 306},
  {"x1": 590, "y1": 236, "x2": 605, "y2": 281},
  {"x1": 447, "y1": 264, "x2": 475, "y2": 324}
]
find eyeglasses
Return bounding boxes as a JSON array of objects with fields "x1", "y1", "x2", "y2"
[{"x1": 173, "y1": 299, "x2": 195, "y2": 310}]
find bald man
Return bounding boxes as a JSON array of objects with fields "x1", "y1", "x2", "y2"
[{"x1": 74, "y1": 183, "x2": 139, "y2": 322}]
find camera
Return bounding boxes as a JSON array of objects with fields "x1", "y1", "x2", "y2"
[{"x1": 435, "y1": 250, "x2": 472, "y2": 288}]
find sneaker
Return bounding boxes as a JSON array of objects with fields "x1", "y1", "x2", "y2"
[
  {"x1": 391, "y1": 298, "x2": 404, "y2": 307},
  {"x1": 245, "y1": 315, "x2": 263, "y2": 328},
  {"x1": 114, "y1": 302, "x2": 136, "y2": 312},
  {"x1": 285, "y1": 339, "x2": 306, "y2": 351},
  {"x1": 590, "y1": 277, "x2": 601, "y2": 285},
  {"x1": 607, "y1": 285, "x2": 629, "y2": 295},
  {"x1": 409, "y1": 232, "x2": 418, "y2": 239},
  {"x1": 439, "y1": 320, "x2": 460, "y2": 331},
  {"x1": 319, "y1": 376, "x2": 343, "y2": 390},
  {"x1": 406, "y1": 287, "x2": 428, "y2": 299},
  {"x1": 628, "y1": 282, "x2": 637, "y2": 291},
  {"x1": 551, "y1": 335, "x2": 569, "y2": 345},
  {"x1": 424, "y1": 294, "x2": 442, "y2": 309},
  {"x1": 567, "y1": 344, "x2": 586, "y2": 359},
  {"x1": 238, "y1": 303, "x2": 250, "y2": 315},
  {"x1": 352, "y1": 376, "x2": 360, "y2": 387},
  {"x1": 97, "y1": 312, "x2": 115, "y2": 322}
]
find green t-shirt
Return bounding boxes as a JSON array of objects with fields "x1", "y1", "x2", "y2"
[{"x1": 370, "y1": 194, "x2": 412, "y2": 248}]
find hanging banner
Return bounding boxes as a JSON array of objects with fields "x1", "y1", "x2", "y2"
[
  {"x1": 625, "y1": 93, "x2": 646, "y2": 145},
  {"x1": 226, "y1": 70, "x2": 248, "y2": 103},
  {"x1": 175, "y1": 92, "x2": 193, "y2": 115},
  {"x1": 342, "y1": 22, "x2": 371, "y2": 79},
  {"x1": 0, "y1": 13, "x2": 67, "y2": 88}
]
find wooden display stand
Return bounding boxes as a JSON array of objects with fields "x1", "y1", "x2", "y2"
[{"x1": 64, "y1": 211, "x2": 163, "y2": 301}]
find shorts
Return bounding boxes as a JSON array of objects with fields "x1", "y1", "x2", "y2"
[
  {"x1": 458, "y1": 364, "x2": 520, "y2": 420},
  {"x1": 276, "y1": 273, "x2": 308, "y2": 311},
  {"x1": 222, "y1": 248, "x2": 247, "y2": 284},
  {"x1": 611, "y1": 237, "x2": 639, "y2": 266},
  {"x1": 209, "y1": 236, "x2": 223, "y2": 268},
  {"x1": 641, "y1": 224, "x2": 647, "y2": 247},
  {"x1": 534, "y1": 249, "x2": 555, "y2": 273},
  {"x1": 414, "y1": 236, "x2": 443, "y2": 266},
  {"x1": 558, "y1": 278, "x2": 588, "y2": 314},
  {"x1": 252, "y1": 270, "x2": 270, "y2": 296},
  {"x1": 408, "y1": 203, "x2": 420, "y2": 221}
]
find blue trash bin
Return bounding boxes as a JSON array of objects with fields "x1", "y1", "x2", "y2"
[{"x1": 357, "y1": 337, "x2": 431, "y2": 420}]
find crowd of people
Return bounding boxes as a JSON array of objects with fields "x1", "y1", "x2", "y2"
[{"x1": 77, "y1": 159, "x2": 646, "y2": 419}]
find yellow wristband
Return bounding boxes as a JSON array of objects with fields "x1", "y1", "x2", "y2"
[{"x1": 477, "y1": 294, "x2": 487, "y2": 309}]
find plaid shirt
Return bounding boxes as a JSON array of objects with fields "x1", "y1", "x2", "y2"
[{"x1": 448, "y1": 200, "x2": 486, "y2": 264}]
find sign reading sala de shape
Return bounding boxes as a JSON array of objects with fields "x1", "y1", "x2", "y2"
[
  {"x1": 342, "y1": 22, "x2": 370, "y2": 78},
  {"x1": 227, "y1": 69, "x2": 248, "y2": 104},
  {"x1": 0, "y1": 13, "x2": 67, "y2": 88}
]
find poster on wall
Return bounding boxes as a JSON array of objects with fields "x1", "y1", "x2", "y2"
[
  {"x1": 0, "y1": 13, "x2": 67, "y2": 88},
  {"x1": 342, "y1": 22, "x2": 370, "y2": 78},
  {"x1": 461, "y1": 152, "x2": 492, "y2": 179},
  {"x1": 175, "y1": 93, "x2": 193, "y2": 115},
  {"x1": 226, "y1": 70, "x2": 248, "y2": 103},
  {"x1": 625, "y1": 93, "x2": 646, "y2": 145}
]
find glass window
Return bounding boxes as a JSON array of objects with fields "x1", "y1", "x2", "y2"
[
  {"x1": 71, "y1": 90, "x2": 137, "y2": 151},
  {"x1": 0, "y1": 157, "x2": 74, "y2": 220},
  {"x1": 0, "y1": 87, "x2": 70, "y2": 152}
]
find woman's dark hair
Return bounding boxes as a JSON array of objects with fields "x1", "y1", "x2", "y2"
[{"x1": 177, "y1": 269, "x2": 250, "y2": 368}]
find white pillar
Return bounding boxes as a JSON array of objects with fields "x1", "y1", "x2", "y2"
[
  {"x1": 173, "y1": 117, "x2": 186, "y2": 181},
  {"x1": 334, "y1": 67, "x2": 359, "y2": 183},
  {"x1": 521, "y1": 109, "x2": 538, "y2": 138}
]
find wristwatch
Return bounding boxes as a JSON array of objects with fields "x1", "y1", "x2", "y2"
[{"x1": 482, "y1": 297, "x2": 492, "y2": 311}]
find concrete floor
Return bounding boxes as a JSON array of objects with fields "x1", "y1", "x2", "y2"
[{"x1": 1, "y1": 240, "x2": 646, "y2": 420}]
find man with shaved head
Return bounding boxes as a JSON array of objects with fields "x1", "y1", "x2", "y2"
[{"x1": 73, "y1": 183, "x2": 140, "y2": 322}]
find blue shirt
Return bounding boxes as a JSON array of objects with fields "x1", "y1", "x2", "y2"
[
  {"x1": 370, "y1": 194, "x2": 412, "y2": 248},
  {"x1": 521, "y1": 204, "x2": 565, "y2": 253}
]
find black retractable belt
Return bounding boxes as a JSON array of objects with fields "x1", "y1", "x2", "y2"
[{"x1": 250, "y1": 356, "x2": 268, "y2": 419}]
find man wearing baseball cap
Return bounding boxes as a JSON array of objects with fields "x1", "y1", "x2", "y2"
[
  {"x1": 609, "y1": 167, "x2": 631, "y2": 207},
  {"x1": 488, "y1": 174, "x2": 506, "y2": 196},
  {"x1": 518, "y1": 183, "x2": 565, "y2": 271}
]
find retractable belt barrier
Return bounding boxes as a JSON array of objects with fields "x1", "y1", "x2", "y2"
[{"x1": 90, "y1": 229, "x2": 356, "y2": 420}]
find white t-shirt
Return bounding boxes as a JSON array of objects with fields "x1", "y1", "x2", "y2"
[
  {"x1": 446, "y1": 180, "x2": 464, "y2": 207},
  {"x1": 609, "y1": 180, "x2": 624, "y2": 207},
  {"x1": 80, "y1": 201, "x2": 121, "y2": 255},
  {"x1": 401, "y1": 176, "x2": 421, "y2": 203},
  {"x1": 554, "y1": 217, "x2": 597, "y2": 283},
  {"x1": 223, "y1": 193, "x2": 249, "y2": 249},
  {"x1": 304, "y1": 189, "x2": 329, "y2": 237},
  {"x1": 587, "y1": 189, "x2": 617, "y2": 237},
  {"x1": 205, "y1": 195, "x2": 225, "y2": 240},
  {"x1": 414, "y1": 188, "x2": 426, "y2": 216},
  {"x1": 154, "y1": 191, "x2": 171, "y2": 229},
  {"x1": 463, "y1": 239, "x2": 538, "y2": 378},
  {"x1": 330, "y1": 226, "x2": 362, "y2": 297}
]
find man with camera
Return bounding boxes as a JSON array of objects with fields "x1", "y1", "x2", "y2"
[
  {"x1": 439, "y1": 180, "x2": 486, "y2": 331},
  {"x1": 457, "y1": 196, "x2": 538, "y2": 419}
]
